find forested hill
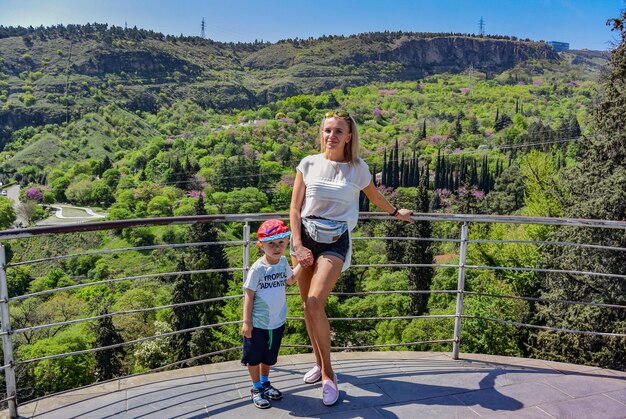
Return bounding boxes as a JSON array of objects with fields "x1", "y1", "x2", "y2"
[{"x1": 0, "y1": 23, "x2": 563, "y2": 142}]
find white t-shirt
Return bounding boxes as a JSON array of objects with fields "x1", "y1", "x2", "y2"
[
  {"x1": 243, "y1": 256, "x2": 293, "y2": 330},
  {"x1": 297, "y1": 153, "x2": 372, "y2": 231},
  {"x1": 296, "y1": 153, "x2": 372, "y2": 271}
]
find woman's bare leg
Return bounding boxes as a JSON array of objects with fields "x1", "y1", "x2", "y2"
[
  {"x1": 304, "y1": 255, "x2": 343, "y2": 381},
  {"x1": 293, "y1": 258, "x2": 322, "y2": 366}
]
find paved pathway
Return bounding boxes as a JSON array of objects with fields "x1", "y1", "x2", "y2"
[
  {"x1": 49, "y1": 204, "x2": 106, "y2": 219},
  {"x1": 35, "y1": 204, "x2": 107, "y2": 226},
  {"x1": 5, "y1": 352, "x2": 626, "y2": 418}
]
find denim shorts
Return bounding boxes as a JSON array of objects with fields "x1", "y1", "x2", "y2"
[{"x1": 291, "y1": 222, "x2": 349, "y2": 262}]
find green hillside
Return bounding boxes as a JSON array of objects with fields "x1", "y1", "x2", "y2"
[
  {"x1": 1, "y1": 18, "x2": 624, "y2": 403},
  {"x1": 0, "y1": 23, "x2": 576, "y2": 147}
]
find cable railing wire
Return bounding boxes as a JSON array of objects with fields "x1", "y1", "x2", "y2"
[
  {"x1": 283, "y1": 339, "x2": 455, "y2": 351},
  {"x1": 7, "y1": 240, "x2": 244, "y2": 267},
  {"x1": 465, "y1": 291, "x2": 626, "y2": 310},
  {"x1": 9, "y1": 345, "x2": 244, "y2": 408},
  {"x1": 14, "y1": 314, "x2": 455, "y2": 366},
  {"x1": 463, "y1": 315, "x2": 626, "y2": 338},
  {"x1": 465, "y1": 264, "x2": 626, "y2": 280},
  {"x1": 8, "y1": 294, "x2": 245, "y2": 335},
  {"x1": 16, "y1": 320, "x2": 243, "y2": 366},
  {"x1": 1, "y1": 212, "x2": 626, "y2": 417},
  {"x1": 10, "y1": 290, "x2": 460, "y2": 336},
  {"x1": 467, "y1": 238, "x2": 626, "y2": 252},
  {"x1": 10, "y1": 267, "x2": 243, "y2": 302}
]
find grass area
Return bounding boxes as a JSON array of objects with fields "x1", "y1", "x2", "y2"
[{"x1": 59, "y1": 207, "x2": 91, "y2": 217}]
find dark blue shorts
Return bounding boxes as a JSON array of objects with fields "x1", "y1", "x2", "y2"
[
  {"x1": 291, "y1": 222, "x2": 349, "y2": 262},
  {"x1": 241, "y1": 323, "x2": 285, "y2": 366}
]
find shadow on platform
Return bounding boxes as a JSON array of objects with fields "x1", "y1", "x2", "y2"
[{"x1": 6, "y1": 352, "x2": 626, "y2": 418}]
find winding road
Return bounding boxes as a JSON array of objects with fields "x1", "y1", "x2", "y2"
[{"x1": 2, "y1": 185, "x2": 107, "y2": 226}]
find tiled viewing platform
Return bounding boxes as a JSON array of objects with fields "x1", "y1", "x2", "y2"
[{"x1": 5, "y1": 352, "x2": 626, "y2": 418}]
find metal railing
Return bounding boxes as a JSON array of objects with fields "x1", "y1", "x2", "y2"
[{"x1": 0, "y1": 212, "x2": 625, "y2": 418}]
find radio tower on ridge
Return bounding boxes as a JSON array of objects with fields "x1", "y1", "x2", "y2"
[
  {"x1": 478, "y1": 16, "x2": 485, "y2": 36},
  {"x1": 201, "y1": 17, "x2": 206, "y2": 39}
]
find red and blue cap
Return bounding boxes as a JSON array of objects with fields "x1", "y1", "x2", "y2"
[{"x1": 257, "y1": 219, "x2": 291, "y2": 242}]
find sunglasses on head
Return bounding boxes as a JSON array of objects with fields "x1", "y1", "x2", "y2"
[{"x1": 325, "y1": 110, "x2": 351, "y2": 119}]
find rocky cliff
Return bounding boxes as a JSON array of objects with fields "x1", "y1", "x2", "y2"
[{"x1": 0, "y1": 26, "x2": 567, "y2": 146}]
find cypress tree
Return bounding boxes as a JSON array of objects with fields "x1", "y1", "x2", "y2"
[
  {"x1": 170, "y1": 258, "x2": 196, "y2": 363},
  {"x1": 439, "y1": 154, "x2": 448, "y2": 189},
  {"x1": 459, "y1": 155, "x2": 466, "y2": 185},
  {"x1": 532, "y1": 12, "x2": 626, "y2": 370},
  {"x1": 383, "y1": 214, "x2": 405, "y2": 264},
  {"x1": 410, "y1": 159, "x2": 415, "y2": 187},
  {"x1": 402, "y1": 153, "x2": 411, "y2": 187},
  {"x1": 404, "y1": 176, "x2": 433, "y2": 315},
  {"x1": 93, "y1": 309, "x2": 125, "y2": 380},
  {"x1": 434, "y1": 149, "x2": 441, "y2": 189},
  {"x1": 470, "y1": 158, "x2": 478, "y2": 187},
  {"x1": 249, "y1": 153, "x2": 261, "y2": 188},
  {"x1": 188, "y1": 195, "x2": 231, "y2": 362},
  {"x1": 455, "y1": 115, "x2": 463, "y2": 137},
  {"x1": 216, "y1": 159, "x2": 232, "y2": 192},
  {"x1": 392, "y1": 139, "x2": 400, "y2": 188},
  {"x1": 100, "y1": 155, "x2": 112, "y2": 177},
  {"x1": 235, "y1": 156, "x2": 246, "y2": 189},
  {"x1": 568, "y1": 113, "x2": 581, "y2": 139},
  {"x1": 480, "y1": 155, "x2": 489, "y2": 191},
  {"x1": 413, "y1": 155, "x2": 420, "y2": 187},
  {"x1": 166, "y1": 158, "x2": 181, "y2": 184},
  {"x1": 382, "y1": 148, "x2": 388, "y2": 186}
]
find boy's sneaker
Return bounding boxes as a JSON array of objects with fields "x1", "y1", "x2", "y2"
[
  {"x1": 322, "y1": 374, "x2": 339, "y2": 406},
  {"x1": 250, "y1": 387, "x2": 270, "y2": 409},
  {"x1": 303, "y1": 364, "x2": 322, "y2": 384},
  {"x1": 262, "y1": 381, "x2": 283, "y2": 400}
]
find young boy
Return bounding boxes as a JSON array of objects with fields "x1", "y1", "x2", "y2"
[{"x1": 241, "y1": 219, "x2": 301, "y2": 409}]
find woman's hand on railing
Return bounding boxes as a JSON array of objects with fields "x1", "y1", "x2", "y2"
[{"x1": 395, "y1": 208, "x2": 415, "y2": 223}]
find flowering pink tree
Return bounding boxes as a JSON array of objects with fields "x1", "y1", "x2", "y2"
[
  {"x1": 376, "y1": 185, "x2": 397, "y2": 201},
  {"x1": 25, "y1": 187, "x2": 43, "y2": 202},
  {"x1": 277, "y1": 175, "x2": 295, "y2": 187},
  {"x1": 243, "y1": 144, "x2": 252, "y2": 159},
  {"x1": 429, "y1": 135, "x2": 448, "y2": 147},
  {"x1": 472, "y1": 190, "x2": 486, "y2": 200},
  {"x1": 187, "y1": 190, "x2": 206, "y2": 199}
]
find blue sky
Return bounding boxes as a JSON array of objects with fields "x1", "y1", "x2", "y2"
[{"x1": 0, "y1": 0, "x2": 623, "y2": 50}]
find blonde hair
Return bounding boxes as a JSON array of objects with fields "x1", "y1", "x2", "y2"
[{"x1": 318, "y1": 114, "x2": 360, "y2": 163}]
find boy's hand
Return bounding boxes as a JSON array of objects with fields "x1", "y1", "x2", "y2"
[{"x1": 241, "y1": 321, "x2": 253, "y2": 338}]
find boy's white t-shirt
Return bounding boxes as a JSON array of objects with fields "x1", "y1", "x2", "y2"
[
  {"x1": 243, "y1": 256, "x2": 293, "y2": 330},
  {"x1": 297, "y1": 154, "x2": 372, "y2": 231}
]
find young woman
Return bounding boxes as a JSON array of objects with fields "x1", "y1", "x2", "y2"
[{"x1": 290, "y1": 111, "x2": 413, "y2": 405}]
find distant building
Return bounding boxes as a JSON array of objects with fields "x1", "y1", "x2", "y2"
[{"x1": 547, "y1": 41, "x2": 570, "y2": 52}]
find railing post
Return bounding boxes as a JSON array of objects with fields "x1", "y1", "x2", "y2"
[
  {"x1": 452, "y1": 223, "x2": 469, "y2": 360},
  {"x1": 242, "y1": 222, "x2": 251, "y2": 282},
  {"x1": 0, "y1": 242, "x2": 18, "y2": 418}
]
